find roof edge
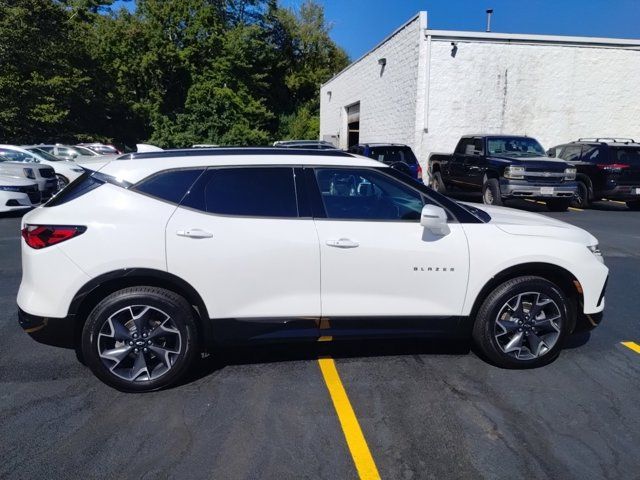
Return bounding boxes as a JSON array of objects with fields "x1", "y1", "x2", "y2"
[{"x1": 321, "y1": 12, "x2": 424, "y2": 88}]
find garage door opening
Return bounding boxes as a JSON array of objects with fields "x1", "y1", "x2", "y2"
[{"x1": 347, "y1": 102, "x2": 360, "y2": 148}]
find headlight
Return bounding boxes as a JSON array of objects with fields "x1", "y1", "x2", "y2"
[
  {"x1": 587, "y1": 244, "x2": 604, "y2": 262},
  {"x1": 0, "y1": 185, "x2": 23, "y2": 192},
  {"x1": 23, "y1": 168, "x2": 35, "y2": 179},
  {"x1": 504, "y1": 165, "x2": 525, "y2": 180},
  {"x1": 565, "y1": 167, "x2": 577, "y2": 180}
]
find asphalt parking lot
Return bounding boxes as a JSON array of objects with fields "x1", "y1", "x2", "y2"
[{"x1": 2, "y1": 198, "x2": 640, "y2": 480}]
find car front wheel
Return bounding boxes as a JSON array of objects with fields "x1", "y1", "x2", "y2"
[
  {"x1": 482, "y1": 178, "x2": 503, "y2": 206},
  {"x1": 56, "y1": 174, "x2": 69, "y2": 190},
  {"x1": 81, "y1": 286, "x2": 198, "y2": 392},
  {"x1": 472, "y1": 276, "x2": 569, "y2": 368}
]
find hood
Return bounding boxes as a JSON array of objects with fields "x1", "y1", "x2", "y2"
[
  {"x1": 463, "y1": 203, "x2": 598, "y2": 246},
  {"x1": 0, "y1": 161, "x2": 30, "y2": 178},
  {"x1": 0, "y1": 175, "x2": 36, "y2": 187},
  {"x1": 488, "y1": 155, "x2": 569, "y2": 170}
]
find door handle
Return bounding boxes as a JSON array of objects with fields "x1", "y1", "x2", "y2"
[
  {"x1": 176, "y1": 229, "x2": 213, "y2": 239},
  {"x1": 326, "y1": 238, "x2": 359, "y2": 248}
]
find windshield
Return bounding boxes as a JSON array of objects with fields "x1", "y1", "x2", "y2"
[
  {"x1": 610, "y1": 147, "x2": 640, "y2": 166},
  {"x1": 487, "y1": 137, "x2": 546, "y2": 157},
  {"x1": 26, "y1": 148, "x2": 62, "y2": 162},
  {"x1": 368, "y1": 146, "x2": 418, "y2": 165}
]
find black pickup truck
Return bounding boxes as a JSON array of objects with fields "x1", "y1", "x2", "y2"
[{"x1": 429, "y1": 135, "x2": 578, "y2": 211}]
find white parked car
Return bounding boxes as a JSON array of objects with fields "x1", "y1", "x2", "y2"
[
  {"x1": 17, "y1": 149, "x2": 608, "y2": 392},
  {"x1": 0, "y1": 151, "x2": 57, "y2": 199},
  {"x1": 0, "y1": 175, "x2": 41, "y2": 212},
  {"x1": 12, "y1": 145, "x2": 85, "y2": 189}
]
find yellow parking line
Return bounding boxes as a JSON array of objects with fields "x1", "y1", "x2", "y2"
[
  {"x1": 568, "y1": 207, "x2": 583, "y2": 212},
  {"x1": 608, "y1": 200, "x2": 627, "y2": 205},
  {"x1": 621, "y1": 341, "x2": 640, "y2": 354},
  {"x1": 318, "y1": 358, "x2": 381, "y2": 480}
]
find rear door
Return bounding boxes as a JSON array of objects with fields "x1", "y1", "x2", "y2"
[{"x1": 165, "y1": 166, "x2": 321, "y2": 339}]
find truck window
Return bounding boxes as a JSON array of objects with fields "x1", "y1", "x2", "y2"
[{"x1": 455, "y1": 139, "x2": 473, "y2": 155}]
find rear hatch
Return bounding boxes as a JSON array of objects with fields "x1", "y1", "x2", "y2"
[{"x1": 606, "y1": 146, "x2": 640, "y2": 185}]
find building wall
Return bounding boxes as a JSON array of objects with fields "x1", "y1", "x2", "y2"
[
  {"x1": 419, "y1": 39, "x2": 640, "y2": 162},
  {"x1": 320, "y1": 13, "x2": 425, "y2": 150}
]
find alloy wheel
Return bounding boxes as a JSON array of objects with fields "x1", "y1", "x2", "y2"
[
  {"x1": 493, "y1": 291, "x2": 562, "y2": 360},
  {"x1": 97, "y1": 305, "x2": 182, "y2": 382}
]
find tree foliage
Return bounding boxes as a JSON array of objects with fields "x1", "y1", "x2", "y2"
[{"x1": 0, "y1": 0, "x2": 348, "y2": 147}]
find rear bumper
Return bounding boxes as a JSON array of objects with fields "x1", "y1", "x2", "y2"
[
  {"x1": 600, "y1": 185, "x2": 640, "y2": 201},
  {"x1": 500, "y1": 179, "x2": 577, "y2": 199},
  {"x1": 18, "y1": 308, "x2": 76, "y2": 348}
]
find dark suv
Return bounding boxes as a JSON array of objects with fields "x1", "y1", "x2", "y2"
[
  {"x1": 548, "y1": 138, "x2": 640, "y2": 210},
  {"x1": 348, "y1": 143, "x2": 423, "y2": 182}
]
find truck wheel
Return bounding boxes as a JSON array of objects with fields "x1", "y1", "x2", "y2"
[
  {"x1": 81, "y1": 286, "x2": 198, "y2": 392},
  {"x1": 626, "y1": 201, "x2": 640, "y2": 211},
  {"x1": 431, "y1": 171, "x2": 446, "y2": 193},
  {"x1": 546, "y1": 199, "x2": 571, "y2": 212},
  {"x1": 482, "y1": 178, "x2": 503, "y2": 206},
  {"x1": 571, "y1": 181, "x2": 590, "y2": 209},
  {"x1": 472, "y1": 276, "x2": 569, "y2": 369}
]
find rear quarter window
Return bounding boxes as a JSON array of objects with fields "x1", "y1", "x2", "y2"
[{"x1": 134, "y1": 169, "x2": 205, "y2": 204}]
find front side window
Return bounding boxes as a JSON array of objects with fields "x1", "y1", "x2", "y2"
[
  {"x1": 314, "y1": 168, "x2": 424, "y2": 221},
  {"x1": 182, "y1": 167, "x2": 298, "y2": 218},
  {"x1": 559, "y1": 146, "x2": 582, "y2": 162}
]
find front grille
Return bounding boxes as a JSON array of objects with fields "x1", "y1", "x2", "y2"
[
  {"x1": 39, "y1": 168, "x2": 55, "y2": 178},
  {"x1": 523, "y1": 175, "x2": 564, "y2": 184}
]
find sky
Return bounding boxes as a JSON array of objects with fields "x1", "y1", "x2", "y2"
[{"x1": 113, "y1": 0, "x2": 640, "y2": 59}]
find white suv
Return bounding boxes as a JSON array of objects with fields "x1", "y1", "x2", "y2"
[{"x1": 17, "y1": 149, "x2": 609, "y2": 392}]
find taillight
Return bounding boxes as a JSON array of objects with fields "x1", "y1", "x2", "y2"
[
  {"x1": 21, "y1": 225, "x2": 86, "y2": 249},
  {"x1": 597, "y1": 163, "x2": 630, "y2": 171},
  {"x1": 417, "y1": 163, "x2": 423, "y2": 180}
]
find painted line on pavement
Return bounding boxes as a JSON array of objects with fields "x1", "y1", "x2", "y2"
[
  {"x1": 621, "y1": 341, "x2": 640, "y2": 354},
  {"x1": 318, "y1": 357, "x2": 381, "y2": 480}
]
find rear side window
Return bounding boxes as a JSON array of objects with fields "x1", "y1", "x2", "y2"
[
  {"x1": 45, "y1": 171, "x2": 103, "y2": 207},
  {"x1": 182, "y1": 167, "x2": 298, "y2": 218},
  {"x1": 610, "y1": 147, "x2": 640, "y2": 166},
  {"x1": 559, "y1": 146, "x2": 582, "y2": 161},
  {"x1": 134, "y1": 169, "x2": 204, "y2": 204}
]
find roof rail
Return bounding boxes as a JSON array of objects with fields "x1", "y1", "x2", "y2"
[
  {"x1": 577, "y1": 137, "x2": 636, "y2": 143},
  {"x1": 119, "y1": 147, "x2": 354, "y2": 160}
]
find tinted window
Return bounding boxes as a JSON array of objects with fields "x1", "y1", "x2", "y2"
[
  {"x1": 367, "y1": 146, "x2": 417, "y2": 165},
  {"x1": 610, "y1": 147, "x2": 640, "y2": 166},
  {"x1": 560, "y1": 146, "x2": 582, "y2": 162},
  {"x1": 582, "y1": 146, "x2": 604, "y2": 163},
  {"x1": 314, "y1": 168, "x2": 424, "y2": 221},
  {"x1": 135, "y1": 169, "x2": 204, "y2": 204},
  {"x1": 46, "y1": 171, "x2": 103, "y2": 207},
  {"x1": 487, "y1": 137, "x2": 545, "y2": 157},
  {"x1": 184, "y1": 167, "x2": 298, "y2": 217},
  {"x1": 455, "y1": 139, "x2": 473, "y2": 155}
]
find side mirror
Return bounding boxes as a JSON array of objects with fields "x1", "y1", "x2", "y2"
[{"x1": 420, "y1": 204, "x2": 450, "y2": 236}]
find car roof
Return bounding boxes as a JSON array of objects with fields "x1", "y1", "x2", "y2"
[
  {"x1": 357, "y1": 143, "x2": 409, "y2": 147},
  {"x1": 461, "y1": 134, "x2": 531, "y2": 139},
  {"x1": 94, "y1": 148, "x2": 384, "y2": 184}
]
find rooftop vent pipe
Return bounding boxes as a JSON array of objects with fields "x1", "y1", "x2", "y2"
[{"x1": 486, "y1": 9, "x2": 493, "y2": 32}]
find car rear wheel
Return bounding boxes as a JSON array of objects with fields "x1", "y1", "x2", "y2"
[
  {"x1": 430, "y1": 171, "x2": 446, "y2": 193},
  {"x1": 626, "y1": 200, "x2": 640, "y2": 211},
  {"x1": 546, "y1": 199, "x2": 571, "y2": 211},
  {"x1": 571, "y1": 181, "x2": 590, "y2": 209},
  {"x1": 482, "y1": 178, "x2": 503, "y2": 206},
  {"x1": 472, "y1": 276, "x2": 569, "y2": 368},
  {"x1": 56, "y1": 174, "x2": 69, "y2": 191},
  {"x1": 81, "y1": 286, "x2": 198, "y2": 392}
]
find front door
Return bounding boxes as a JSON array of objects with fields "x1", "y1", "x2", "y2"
[
  {"x1": 165, "y1": 166, "x2": 321, "y2": 340},
  {"x1": 309, "y1": 167, "x2": 470, "y2": 331}
]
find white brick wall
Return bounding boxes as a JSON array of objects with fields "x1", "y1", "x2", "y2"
[
  {"x1": 321, "y1": 12, "x2": 640, "y2": 176},
  {"x1": 419, "y1": 40, "x2": 640, "y2": 162},
  {"x1": 320, "y1": 14, "x2": 424, "y2": 150}
]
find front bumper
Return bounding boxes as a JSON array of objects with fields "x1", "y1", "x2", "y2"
[
  {"x1": 18, "y1": 308, "x2": 76, "y2": 348},
  {"x1": 500, "y1": 179, "x2": 577, "y2": 199}
]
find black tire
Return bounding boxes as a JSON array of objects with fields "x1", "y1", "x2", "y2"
[
  {"x1": 571, "y1": 181, "x2": 591, "y2": 209},
  {"x1": 56, "y1": 174, "x2": 69, "y2": 191},
  {"x1": 472, "y1": 276, "x2": 570, "y2": 369},
  {"x1": 482, "y1": 178, "x2": 503, "y2": 206},
  {"x1": 81, "y1": 286, "x2": 198, "y2": 392},
  {"x1": 431, "y1": 171, "x2": 446, "y2": 193},
  {"x1": 626, "y1": 200, "x2": 640, "y2": 211},
  {"x1": 545, "y1": 199, "x2": 571, "y2": 212}
]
